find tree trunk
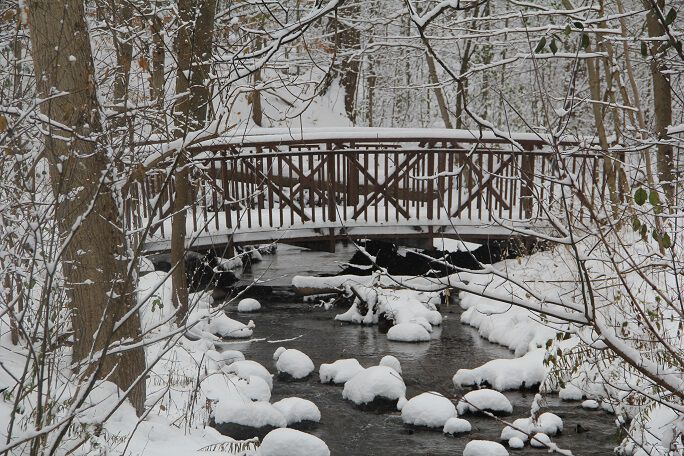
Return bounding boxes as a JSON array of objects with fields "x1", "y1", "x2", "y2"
[
  {"x1": 171, "y1": 0, "x2": 217, "y2": 325},
  {"x1": 644, "y1": 0, "x2": 674, "y2": 204},
  {"x1": 331, "y1": 5, "x2": 360, "y2": 122},
  {"x1": 28, "y1": 0, "x2": 146, "y2": 414}
]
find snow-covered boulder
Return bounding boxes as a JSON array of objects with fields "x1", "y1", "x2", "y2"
[
  {"x1": 379, "y1": 355, "x2": 402, "y2": 375},
  {"x1": 273, "y1": 347, "x2": 315, "y2": 380},
  {"x1": 238, "y1": 298, "x2": 261, "y2": 312},
  {"x1": 224, "y1": 360, "x2": 273, "y2": 389},
  {"x1": 342, "y1": 366, "x2": 406, "y2": 410},
  {"x1": 537, "y1": 412, "x2": 563, "y2": 435},
  {"x1": 401, "y1": 392, "x2": 457, "y2": 428},
  {"x1": 453, "y1": 350, "x2": 545, "y2": 391},
  {"x1": 463, "y1": 440, "x2": 509, "y2": 456},
  {"x1": 500, "y1": 412, "x2": 562, "y2": 444},
  {"x1": 319, "y1": 359, "x2": 364, "y2": 384},
  {"x1": 257, "y1": 428, "x2": 330, "y2": 456},
  {"x1": 443, "y1": 417, "x2": 471, "y2": 435},
  {"x1": 219, "y1": 349, "x2": 246, "y2": 365},
  {"x1": 273, "y1": 397, "x2": 321, "y2": 428},
  {"x1": 387, "y1": 322, "x2": 431, "y2": 342},
  {"x1": 508, "y1": 437, "x2": 524, "y2": 449},
  {"x1": 530, "y1": 432, "x2": 551, "y2": 448},
  {"x1": 457, "y1": 389, "x2": 513, "y2": 415},
  {"x1": 500, "y1": 418, "x2": 533, "y2": 442},
  {"x1": 213, "y1": 400, "x2": 286, "y2": 440},
  {"x1": 582, "y1": 399, "x2": 600, "y2": 410},
  {"x1": 559, "y1": 383, "x2": 584, "y2": 401}
]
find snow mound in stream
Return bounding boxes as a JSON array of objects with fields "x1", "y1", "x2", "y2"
[
  {"x1": 320, "y1": 358, "x2": 365, "y2": 384},
  {"x1": 342, "y1": 366, "x2": 406, "y2": 406},
  {"x1": 257, "y1": 428, "x2": 330, "y2": 456},
  {"x1": 463, "y1": 440, "x2": 509, "y2": 456},
  {"x1": 273, "y1": 397, "x2": 321, "y2": 425},
  {"x1": 443, "y1": 417, "x2": 472, "y2": 435},
  {"x1": 223, "y1": 360, "x2": 273, "y2": 389},
  {"x1": 500, "y1": 413, "x2": 563, "y2": 443},
  {"x1": 453, "y1": 349, "x2": 546, "y2": 391},
  {"x1": 387, "y1": 322, "x2": 431, "y2": 342},
  {"x1": 457, "y1": 389, "x2": 513, "y2": 415},
  {"x1": 238, "y1": 298, "x2": 261, "y2": 312},
  {"x1": 213, "y1": 399, "x2": 286, "y2": 429},
  {"x1": 274, "y1": 347, "x2": 315, "y2": 379},
  {"x1": 401, "y1": 392, "x2": 457, "y2": 428},
  {"x1": 379, "y1": 355, "x2": 402, "y2": 375}
]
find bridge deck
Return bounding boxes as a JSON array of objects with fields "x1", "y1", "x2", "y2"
[{"x1": 128, "y1": 127, "x2": 604, "y2": 253}]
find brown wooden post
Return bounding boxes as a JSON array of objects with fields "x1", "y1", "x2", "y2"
[
  {"x1": 521, "y1": 143, "x2": 535, "y2": 219},
  {"x1": 346, "y1": 141, "x2": 359, "y2": 207},
  {"x1": 427, "y1": 148, "x2": 435, "y2": 220}
]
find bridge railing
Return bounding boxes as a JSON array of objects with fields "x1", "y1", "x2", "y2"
[{"x1": 127, "y1": 129, "x2": 606, "y2": 245}]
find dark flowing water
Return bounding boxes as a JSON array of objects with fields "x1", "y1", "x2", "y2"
[{"x1": 221, "y1": 245, "x2": 619, "y2": 455}]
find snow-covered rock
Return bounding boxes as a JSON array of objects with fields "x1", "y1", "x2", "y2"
[
  {"x1": 463, "y1": 440, "x2": 509, "y2": 456},
  {"x1": 500, "y1": 418, "x2": 533, "y2": 442},
  {"x1": 387, "y1": 322, "x2": 431, "y2": 342},
  {"x1": 537, "y1": 412, "x2": 563, "y2": 435},
  {"x1": 213, "y1": 399, "x2": 286, "y2": 440},
  {"x1": 530, "y1": 432, "x2": 551, "y2": 448},
  {"x1": 508, "y1": 437, "x2": 524, "y2": 449},
  {"x1": 257, "y1": 428, "x2": 330, "y2": 456},
  {"x1": 224, "y1": 360, "x2": 273, "y2": 389},
  {"x1": 379, "y1": 355, "x2": 402, "y2": 375},
  {"x1": 453, "y1": 349, "x2": 545, "y2": 391},
  {"x1": 401, "y1": 392, "x2": 457, "y2": 428},
  {"x1": 273, "y1": 397, "x2": 321, "y2": 427},
  {"x1": 342, "y1": 366, "x2": 406, "y2": 409},
  {"x1": 274, "y1": 347, "x2": 315, "y2": 380},
  {"x1": 238, "y1": 298, "x2": 261, "y2": 312},
  {"x1": 443, "y1": 417, "x2": 471, "y2": 435},
  {"x1": 457, "y1": 389, "x2": 513, "y2": 415},
  {"x1": 559, "y1": 383, "x2": 584, "y2": 401},
  {"x1": 319, "y1": 359, "x2": 364, "y2": 384},
  {"x1": 582, "y1": 399, "x2": 600, "y2": 410},
  {"x1": 219, "y1": 349, "x2": 246, "y2": 365}
]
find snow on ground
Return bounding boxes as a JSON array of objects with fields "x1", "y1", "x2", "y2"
[
  {"x1": 342, "y1": 365, "x2": 406, "y2": 406},
  {"x1": 433, "y1": 237, "x2": 481, "y2": 252},
  {"x1": 443, "y1": 417, "x2": 472, "y2": 435},
  {"x1": 401, "y1": 392, "x2": 457, "y2": 428},
  {"x1": 319, "y1": 358, "x2": 365, "y2": 384},
  {"x1": 463, "y1": 440, "x2": 509, "y2": 456},
  {"x1": 272, "y1": 398, "x2": 321, "y2": 426},
  {"x1": 457, "y1": 389, "x2": 513, "y2": 415},
  {"x1": 257, "y1": 428, "x2": 330, "y2": 456},
  {"x1": 379, "y1": 355, "x2": 402, "y2": 374},
  {"x1": 238, "y1": 298, "x2": 262, "y2": 312},
  {"x1": 273, "y1": 347, "x2": 315, "y2": 379}
]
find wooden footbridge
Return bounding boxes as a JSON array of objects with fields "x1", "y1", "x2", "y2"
[{"x1": 129, "y1": 128, "x2": 605, "y2": 253}]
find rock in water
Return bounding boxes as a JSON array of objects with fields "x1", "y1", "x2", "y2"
[
  {"x1": 342, "y1": 366, "x2": 406, "y2": 411},
  {"x1": 401, "y1": 392, "x2": 457, "y2": 428},
  {"x1": 463, "y1": 440, "x2": 509, "y2": 456},
  {"x1": 273, "y1": 347, "x2": 315, "y2": 380},
  {"x1": 457, "y1": 389, "x2": 513, "y2": 415},
  {"x1": 257, "y1": 428, "x2": 330, "y2": 456}
]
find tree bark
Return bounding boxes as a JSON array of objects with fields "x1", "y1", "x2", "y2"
[
  {"x1": 644, "y1": 0, "x2": 674, "y2": 204},
  {"x1": 28, "y1": 0, "x2": 146, "y2": 414},
  {"x1": 171, "y1": 0, "x2": 217, "y2": 324}
]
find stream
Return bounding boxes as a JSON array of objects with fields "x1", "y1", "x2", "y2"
[{"x1": 219, "y1": 244, "x2": 619, "y2": 455}]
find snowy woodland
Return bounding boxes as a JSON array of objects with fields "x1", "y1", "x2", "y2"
[{"x1": 0, "y1": 0, "x2": 683, "y2": 455}]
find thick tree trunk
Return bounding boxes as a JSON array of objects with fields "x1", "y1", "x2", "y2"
[
  {"x1": 644, "y1": 0, "x2": 674, "y2": 204},
  {"x1": 28, "y1": 0, "x2": 146, "y2": 414},
  {"x1": 171, "y1": 0, "x2": 217, "y2": 324},
  {"x1": 331, "y1": 5, "x2": 360, "y2": 122}
]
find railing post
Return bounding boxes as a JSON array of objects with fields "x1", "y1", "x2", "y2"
[
  {"x1": 521, "y1": 143, "x2": 535, "y2": 219},
  {"x1": 346, "y1": 141, "x2": 359, "y2": 207},
  {"x1": 427, "y1": 147, "x2": 435, "y2": 220}
]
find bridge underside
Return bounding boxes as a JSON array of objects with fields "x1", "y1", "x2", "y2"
[{"x1": 142, "y1": 219, "x2": 545, "y2": 254}]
